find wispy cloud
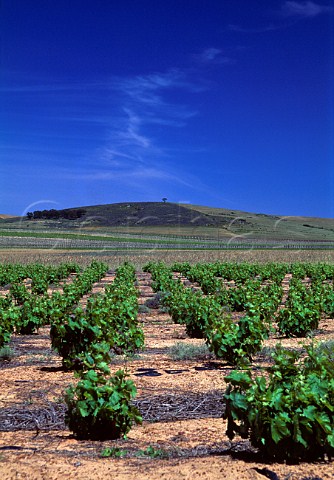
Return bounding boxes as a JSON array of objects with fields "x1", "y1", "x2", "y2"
[
  {"x1": 59, "y1": 164, "x2": 192, "y2": 188},
  {"x1": 193, "y1": 48, "x2": 233, "y2": 65},
  {"x1": 43, "y1": 68, "x2": 206, "y2": 198},
  {"x1": 113, "y1": 70, "x2": 200, "y2": 117},
  {"x1": 281, "y1": 1, "x2": 334, "y2": 17},
  {"x1": 228, "y1": 23, "x2": 280, "y2": 33},
  {"x1": 2, "y1": 66, "x2": 215, "y2": 201},
  {"x1": 116, "y1": 70, "x2": 180, "y2": 104},
  {"x1": 115, "y1": 109, "x2": 152, "y2": 149},
  {"x1": 228, "y1": 1, "x2": 333, "y2": 34},
  {"x1": 0, "y1": 80, "x2": 109, "y2": 94},
  {"x1": 91, "y1": 69, "x2": 201, "y2": 176}
]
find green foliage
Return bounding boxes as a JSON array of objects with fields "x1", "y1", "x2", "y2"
[
  {"x1": 101, "y1": 287, "x2": 143, "y2": 354},
  {"x1": 58, "y1": 262, "x2": 143, "y2": 441},
  {"x1": 100, "y1": 447, "x2": 128, "y2": 458},
  {"x1": 206, "y1": 310, "x2": 269, "y2": 366},
  {"x1": 320, "y1": 282, "x2": 334, "y2": 317},
  {"x1": 10, "y1": 283, "x2": 29, "y2": 305},
  {"x1": 224, "y1": 343, "x2": 334, "y2": 461},
  {"x1": 312, "y1": 340, "x2": 334, "y2": 372},
  {"x1": 114, "y1": 261, "x2": 136, "y2": 283},
  {"x1": 0, "y1": 306, "x2": 20, "y2": 348},
  {"x1": 27, "y1": 264, "x2": 53, "y2": 294},
  {"x1": 245, "y1": 283, "x2": 283, "y2": 323},
  {"x1": 143, "y1": 262, "x2": 175, "y2": 292},
  {"x1": 49, "y1": 261, "x2": 109, "y2": 368},
  {"x1": 50, "y1": 261, "x2": 143, "y2": 368},
  {"x1": 170, "y1": 262, "x2": 192, "y2": 276},
  {"x1": 16, "y1": 295, "x2": 50, "y2": 334},
  {"x1": 0, "y1": 294, "x2": 13, "y2": 310},
  {"x1": 64, "y1": 344, "x2": 142, "y2": 440},
  {"x1": 228, "y1": 280, "x2": 259, "y2": 312},
  {"x1": 50, "y1": 307, "x2": 102, "y2": 370},
  {"x1": 136, "y1": 445, "x2": 168, "y2": 458},
  {"x1": 0, "y1": 322, "x2": 12, "y2": 348},
  {"x1": 87, "y1": 262, "x2": 143, "y2": 355},
  {"x1": 163, "y1": 285, "x2": 221, "y2": 339},
  {"x1": 0, "y1": 262, "x2": 83, "y2": 343},
  {"x1": 277, "y1": 279, "x2": 322, "y2": 337}
]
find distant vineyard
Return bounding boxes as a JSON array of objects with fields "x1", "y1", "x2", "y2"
[{"x1": 1, "y1": 232, "x2": 334, "y2": 250}]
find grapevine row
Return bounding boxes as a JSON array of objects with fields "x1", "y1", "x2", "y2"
[{"x1": 144, "y1": 260, "x2": 334, "y2": 461}]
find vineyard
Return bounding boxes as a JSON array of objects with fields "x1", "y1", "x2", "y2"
[{"x1": 0, "y1": 260, "x2": 334, "y2": 479}]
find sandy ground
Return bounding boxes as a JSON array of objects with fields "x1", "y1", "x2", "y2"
[{"x1": 0, "y1": 272, "x2": 333, "y2": 479}]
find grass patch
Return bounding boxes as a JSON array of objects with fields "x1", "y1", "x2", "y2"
[
  {"x1": 169, "y1": 342, "x2": 212, "y2": 361},
  {"x1": 0, "y1": 346, "x2": 15, "y2": 361},
  {"x1": 138, "y1": 304, "x2": 151, "y2": 314}
]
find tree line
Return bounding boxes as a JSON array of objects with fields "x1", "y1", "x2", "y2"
[{"x1": 26, "y1": 208, "x2": 86, "y2": 220}]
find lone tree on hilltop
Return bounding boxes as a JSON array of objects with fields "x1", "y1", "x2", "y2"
[{"x1": 162, "y1": 198, "x2": 167, "y2": 203}]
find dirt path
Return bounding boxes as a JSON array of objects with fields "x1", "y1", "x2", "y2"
[{"x1": 0, "y1": 272, "x2": 333, "y2": 479}]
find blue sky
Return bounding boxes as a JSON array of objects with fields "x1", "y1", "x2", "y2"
[{"x1": 1, "y1": 0, "x2": 334, "y2": 217}]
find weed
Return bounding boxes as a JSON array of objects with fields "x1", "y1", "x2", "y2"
[
  {"x1": 100, "y1": 447, "x2": 128, "y2": 458},
  {"x1": 144, "y1": 291, "x2": 168, "y2": 309},
  {"x1": 259, "y1": 346, "x2": 276, "y2": 362},
  {"x1": 53, "y1": 396, "x2": 64, "y2": 404},
  {"x1": 0, "y1": 345, "x2": 14, "y2": 361},
  {"x1": 260, "y1": 345, "x2": 275, "y2": 355},
  {"x1": 169, "y1": 342, "x2": 211, "y2": 361},
  {"x1": 125, "y1": 352, "x2": 142, "y2": 360},
  {"x1": 24, "y1": 352, "x2": 54, "y2": 364},
  {"x1": 171, "y1": 330, "x2": 187, "y2": 340},
  {"x1": 138, "y1": 304, "x2": 151, "y2": 314},
  {"x1": 136, "y1": 445, "x2": 168, "y2": 458}
]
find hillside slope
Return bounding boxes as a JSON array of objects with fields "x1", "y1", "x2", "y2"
[{"x1": 1, "y1": 202, "x2": 333, "y2": 242}]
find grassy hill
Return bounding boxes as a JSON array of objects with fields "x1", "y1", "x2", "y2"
[
  {"x1": 180, "y1": 204, "x2": 334, "y2": 241},
  {"x1": 0, "y1": 214, "x2": 18, "y2": 219},
  {"x1": 1, "y1": 201, "x2": 334, "y2": 243}
]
